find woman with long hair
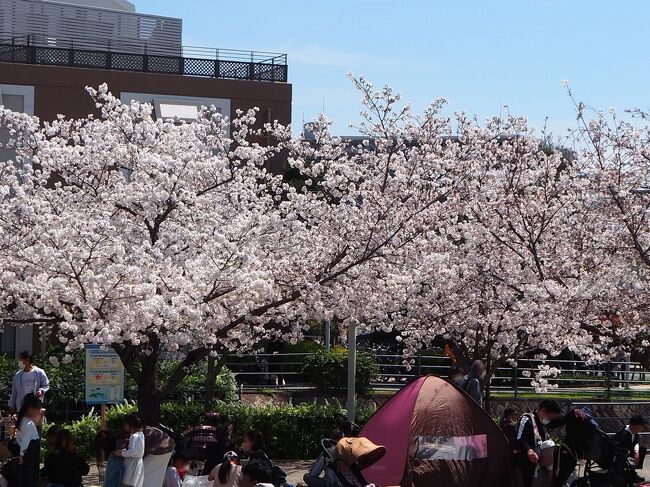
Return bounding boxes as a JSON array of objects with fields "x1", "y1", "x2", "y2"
[
  {"x1": 208, "y1": 451, "x2": 242, "y2": 487},
  {"x1": 15, "y1": 393, "x2": 42, "y2": 487},
  {"x1": 42, "y1": 429, "x2": 90, "y2": 487}
]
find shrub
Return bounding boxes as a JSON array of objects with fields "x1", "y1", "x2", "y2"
[
  {"x1": 0, "y1": 354, "x2": 17, "y2": 401},
  {"x1": 55, "y1": 400, "x2": 368, "y2": 460},
  {"x1": 302, "y1": 348, "x2": 379, "y2": 394},
  {"x1": 65, "y1": 411, "x2": 101, "y2": 461}
]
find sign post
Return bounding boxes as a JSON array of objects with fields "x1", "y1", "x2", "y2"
[
  {"x1": 86, "y1": 345, "x2": 123, "y2": 483},
  {"x1": 85, "y1": 345, "x2": 125, "y2": 407}
]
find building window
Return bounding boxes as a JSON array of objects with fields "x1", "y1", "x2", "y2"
[
  {"x1": 0, "y1": 84, "x2": 35, "y2": 164},
  {"x1": 120, "y1": 92, "x2": 230, "y2": 128},
  {"x1": 153, "y1": 99, "x2": 206, "y2": 122},
  {"x1": 0, "y1": 84, "x2": 35, "y2": 115}
]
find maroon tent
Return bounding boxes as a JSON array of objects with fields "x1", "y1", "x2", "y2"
[{"x1": 360, "y1": 375, "x2": 512, "y2": 487}]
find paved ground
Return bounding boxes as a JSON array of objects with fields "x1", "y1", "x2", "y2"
[
  {"x1": 83, "y1": 460, "x2": 312, "y2": 486},
  {"x1": 82, "y1": 459, "x2": 650, "y2": 486}
]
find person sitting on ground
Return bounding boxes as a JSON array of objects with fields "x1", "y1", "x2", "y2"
[
  {"x1": 42, "y1": 429, "x2": 90, "y2": 487},
  {"x1": 209, "y1": 451, "x2": 242, "y2": 487},
  {"x1": 499, "y1": 408, "x2": 518, "y2": 447},
  {"x1": 240, "y1": 461, "x2": 273, "y2": 487},
  {"x1": 45, "y1": 424, "x2": 62, "y2": 448},
  {"x1": 241, "y1": 430, "x2": 268, "y2": 464},
  {"x1": 459, "y1": 360, "x2": 486, "y2": 408},
  {"x1": 514, "y1": 400, "x2": 562, "y2": 487},
  {"x1": 241, "y1": 431, "x2": 286, "y2": 487},
  {"x1": 614, "y1": 414, "x2": 648, "y2": 484},
  {"x1": 163, "y1": 451, "x2": 190, "y2": 487}
]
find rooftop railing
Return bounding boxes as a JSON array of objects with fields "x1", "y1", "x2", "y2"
[{"x1": 0, "y1": 33, "x2": 288, "y2": 82}]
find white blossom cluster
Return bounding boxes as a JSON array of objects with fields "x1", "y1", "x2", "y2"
[{"x1": 0, "y1": 78, "x2": 646, "y2": 390}]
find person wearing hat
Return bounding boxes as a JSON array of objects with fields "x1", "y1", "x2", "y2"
[{"x1": 614, "y1": 414, "x2": 648, "y2": 484}]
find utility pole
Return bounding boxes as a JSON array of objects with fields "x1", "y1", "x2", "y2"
[
  {"x1": 346, "y1": 319, "x2": 357, "y2": 422},
  {"x1": 324, "y1": 320, "x2": 331, "y2": 351}
]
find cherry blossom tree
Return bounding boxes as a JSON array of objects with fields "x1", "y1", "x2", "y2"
[
  {"x1": 355, "y1": 111, "x2": 624, "y2": 395},
  {"x1": 0, "y1": 80, "x2": 470, "y2": 422},
  {"x1": 568, "y1": 93, "x2": 650, "y2": 358},
  {"x1": 3, "y1": 75, "x2": 644, "y2": 420}
]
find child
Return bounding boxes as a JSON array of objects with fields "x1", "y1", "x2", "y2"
[
  {"x1": 164, "y1": 452, "x2": 190, "y2": 487},
  {"x1": 95, "y1": 430, "x2": 124, "y2": 487},
  {"x1": 42, "y1": 429, "x2": 90, "y2": 487},
  {"x1": 240, "y1": 461, "x2": 273, "y2": 487},
  {"x1": 15, "y1": 393, "x2": 42, "y2": 487},
  {"x1": 114, "y1": 413, "x2": 145, "y2": 487},
  {"x1": 208, "y1": 451, "x2": 242, "y2": 487}
]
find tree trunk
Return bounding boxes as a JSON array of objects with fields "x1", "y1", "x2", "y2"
[
  {"x1": 204, "y1": 356, "x2": 217, "y2": 412},
  {"x1": 114, "y1": 342, "x2": 210, "y2": 426},
  {"x1": 136, "y1": 351, "x2": 162, "y2": 426},
  {"x1": 204, "y1": 355, "x2": 227, "y2": 411},
  {"x1": 137, "y1": 381, "x2": 163, "y2": 426}
]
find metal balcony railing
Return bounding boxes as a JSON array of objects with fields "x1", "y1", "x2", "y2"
[{"x1": 0, "y1": 33, "x2": 288, "y2": 82}]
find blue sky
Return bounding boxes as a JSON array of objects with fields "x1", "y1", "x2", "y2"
[{"x1": 137, "y1": 0, "x2": 650, "y2": 136}]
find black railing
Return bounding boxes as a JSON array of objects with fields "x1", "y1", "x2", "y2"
[{"x1": 0, "y1": 33, "x2": 288, "y2": 82}]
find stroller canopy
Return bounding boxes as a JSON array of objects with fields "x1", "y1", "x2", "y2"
[
  {"x1": 360, "y1": 375, "x2": 512, "y2": 487},
  {"x1": 335, "y1": 437, "x2": 386, "y2": 470}
]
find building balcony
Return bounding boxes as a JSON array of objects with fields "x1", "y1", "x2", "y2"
[{"x1": 0, "y1": 33, "x2": 288, "y2": 83}]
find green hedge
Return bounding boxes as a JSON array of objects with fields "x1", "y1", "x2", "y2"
[
  {"x1": 302, "y1": 348, "x2": 379, "y2": 394},
  {"x1": 57, "y1": 400, "x2": 373, "y2": 460}
]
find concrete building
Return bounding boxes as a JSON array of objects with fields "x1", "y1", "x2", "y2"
[{"x1": 0, "y1": 0, "x2": 292, "y2": 356}]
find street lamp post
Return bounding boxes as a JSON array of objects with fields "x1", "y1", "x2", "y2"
[{"x1": 346, "y1": 319, "x2": 357, "y2": 422}]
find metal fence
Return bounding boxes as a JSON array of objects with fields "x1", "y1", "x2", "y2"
[
  {"x1": 225, "y1": 353, "x2": 650, "y2": 399},
  {"x1": 0, "y1": 33, "x2": 288, "y2": 82}
]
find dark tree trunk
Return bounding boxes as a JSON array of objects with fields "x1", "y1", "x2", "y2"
[
  {"x1": 204, "y1": 355, "x2": 226, "y2": 412},
  {"x1": 114, "y1": 341, "x2": 211, "y2": 426},
  {"x1": 136, "y1": 352, "x2": 163, "y2": 425},
  {"x1": 204, "y1": 356, "x2": 217, "y2": 412},
  {"x1": 137, "y1": 381, "x2": 163, "y2": 426}
]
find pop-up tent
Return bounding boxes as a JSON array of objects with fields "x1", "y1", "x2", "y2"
[{"x1": 360, "y1": 375, "x2": 512, "y2": 487}]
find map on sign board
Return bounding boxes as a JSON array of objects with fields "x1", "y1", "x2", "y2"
[{"x1": 85, "y1": 345, "x2": 125, "y2": 405}]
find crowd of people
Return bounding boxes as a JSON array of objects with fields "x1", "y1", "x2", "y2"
[
  {"x1": 2, "y1": 350, "x2": 648, "y2": 487},
  {"x1": 448, "y1": 360, "x2": 649, "y2": 487},
  {"x1": 4, "y1": 406, "x2": 285, "y2": 487},
  {"x1": 0, "y1": 351, "x2": 287, "y2": 487}
]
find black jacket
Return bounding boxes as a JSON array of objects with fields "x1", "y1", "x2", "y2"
[
  {"x1": 515, "y1": 412, "x2": 548, "y2": 453},
  {"x1": 547, "y1": 408, "x2": 598, "y2": 457},
  {"x1": 614, "y1": 426, "x2": 639, "y2": 458},
  {"x1": 499, "y1": 419, "x2": 517, "y2": 446},
  {"x1": 42, "y1": 449, "x2": 90, "y2": 486}
]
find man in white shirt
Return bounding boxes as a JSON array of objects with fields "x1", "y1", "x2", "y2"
[{"x1": 8, "y1": 351, "x2": 50, "y2": 413}]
